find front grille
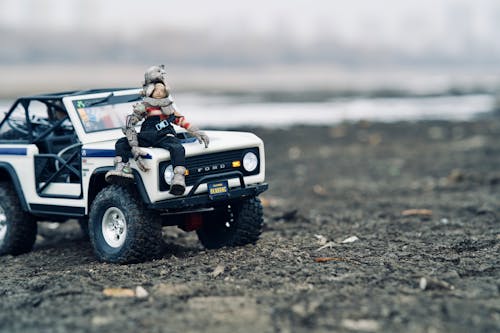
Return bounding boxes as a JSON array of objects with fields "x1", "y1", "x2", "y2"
[{"x1": 158, "y1": 148, "x2": 260, "y2": 191}]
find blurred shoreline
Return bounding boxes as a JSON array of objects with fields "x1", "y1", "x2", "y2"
[
  {"x1": 2, "y1": 64, "x2": 498, "y2": 127},
  {"x1": 1, "y1": 92, "x2": 496, "y2": 128},
  {"x1": 1, "y1": 63, "x2": 499, "y2": 98}
]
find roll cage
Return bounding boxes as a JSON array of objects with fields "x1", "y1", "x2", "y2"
[
  {"x1": 0, "y1": 88, "x2": 135, "y2": 200},
  {"x1": 0, "y1": 88, "x2": 132, "y2": 144}
]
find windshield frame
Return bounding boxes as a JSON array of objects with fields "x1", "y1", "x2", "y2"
[
  {"x1": 63, "y1": 88, "x2": 142, "y2": 144},
  {"x1": 72, "y1": 94, "x2": 141, "y2": 134}
]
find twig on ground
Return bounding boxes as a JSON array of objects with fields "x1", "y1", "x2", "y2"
[
  {"x1": 314, "y1": 257, "x2": 361, "y2": 264},
  {"x1": 401, "y1": 209, "x2": 433, "y2": 217},
  {"x1": 419, "y1": 277, "x2": 455, "y2": 291},
  {"x1": 315, "y1": 241, "x2": 337, "y2": 251}
]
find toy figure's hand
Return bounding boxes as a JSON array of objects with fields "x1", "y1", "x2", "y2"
[
  {"x1": 131, "y1": 146, "x2": 150, "y2": 172},
  {"x1": 192, "y1": 131, "x2": 209, "y2": 148},
  {"x1": 133, "y1": 103, "x2": 146, "y2": 114},
  {"x1": 135, "y1": 156, "x2": 149, "y2": 172}
]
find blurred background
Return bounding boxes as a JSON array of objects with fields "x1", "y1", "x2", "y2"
[{"x1": 1, "y1": 0, "x2": 499, "y2": 127}]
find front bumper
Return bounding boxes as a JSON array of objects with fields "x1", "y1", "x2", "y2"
[{"x1": 148, "y1": 183, "x2": 268, "y2": 210}]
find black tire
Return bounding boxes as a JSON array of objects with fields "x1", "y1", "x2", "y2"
[
  {"x1": 89, "y1": 185, "x2": 163, "y2": 264},
  {"x1": 197, "y1": 197, "x2": 263, "y2": 249},
  {"x1": 0, "y1": 181, "x2": 37, "y2": 255}
]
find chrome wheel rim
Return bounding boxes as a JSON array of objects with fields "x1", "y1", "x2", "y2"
[
  {"x1": 0, "y1": 205, "x2": 7, "y2": 245},
  {"x1": 101, "y1": 207, "x2": 127, "y2": 248}
]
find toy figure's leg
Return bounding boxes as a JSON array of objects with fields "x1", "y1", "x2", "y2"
[
  {"x1": 162, "y1": 137, "x2": 185, "y2": 167},
  {"x1": 105, "y1": 137, "x2": 134, "y2": 184},
  {"x1": 156, "y1": 136, "x2": 186, "y2": 195},
  {"x1": 115, "y1": 137, "x2": 134, "y2": 162},
  {"x1": 170, "y1": 165, "x2": 187, "y2": 195}
]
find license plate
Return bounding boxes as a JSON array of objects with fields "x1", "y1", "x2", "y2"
[{"x1": 208, "y1": 181, "x2": 229, "y2": 199}]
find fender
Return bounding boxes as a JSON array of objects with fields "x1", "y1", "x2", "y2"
[
  {"x1": 0, "y1": 162, "x2": 29, "y2": 211},
  {"x1": 90, "y1": 167, "x2": 151, "y2": 205}
]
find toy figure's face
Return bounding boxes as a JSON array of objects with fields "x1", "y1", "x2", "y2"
[{"x1": 151, "y1": 83, "x2": 168, "y2": 99}]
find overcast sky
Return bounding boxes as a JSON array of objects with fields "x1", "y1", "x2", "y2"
[
  {"x1": 2, "y1": 0, "x2": 499, "y2": 45},
  {"x1": 1, "y1": 0, "x2": 499, "y2": 67}
]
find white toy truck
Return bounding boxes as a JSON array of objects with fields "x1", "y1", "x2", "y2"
[{"x1": 0, "y1": 89, "x2": 267, "y2": 263}]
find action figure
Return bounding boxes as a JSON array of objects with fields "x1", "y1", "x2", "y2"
[{"x1": 105, "y1": 65, "x2": 209, "y2": 195}]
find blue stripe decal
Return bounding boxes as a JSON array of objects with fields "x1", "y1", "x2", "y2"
[
  {"x1": 82, "y1": 149, "x2": 115, "y2": 157},
  {"x1": 82, "y1": 149, "x2": 152, "y2": 159},
  {"x1": 0, "y1": 147, "x2": 27, "y2": 155}
]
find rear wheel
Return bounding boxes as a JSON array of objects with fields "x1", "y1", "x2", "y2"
[
  {"x1": 197, "y1": 197, "x2": 263, "y2": 249},
  {"x1": 0, "y1": 181, "x2": 37, "y2": 255},
  {"x1": 89, "y1": 185, "x2": 163, "y2": 263}
]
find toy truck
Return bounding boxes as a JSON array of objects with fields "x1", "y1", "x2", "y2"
[{"x1": 0, "y1": 89, "x2": 267, "y2": 263}]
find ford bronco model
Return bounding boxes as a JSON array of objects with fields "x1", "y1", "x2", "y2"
[{"x1": 0, "y1": 89, "x2": 267, "y2": 263}]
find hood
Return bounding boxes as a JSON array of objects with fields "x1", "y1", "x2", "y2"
[{"x1": 82, "y1": 130, "x2": 264, "y2": 159}]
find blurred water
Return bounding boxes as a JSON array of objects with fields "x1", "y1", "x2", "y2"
[
  {"x1": 0, "y1": 93, "x2": 495, "y2": 129},
  {"x1": 171, "y1": 93, "x2": 495, "y2": 128}
]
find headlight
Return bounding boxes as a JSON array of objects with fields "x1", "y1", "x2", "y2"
[
  {"x1": 242, "y1": 152, "x2": 258, "y2": 172},
  {"x1": 164, "y1": 165, "x2": 174, "y2": 185}
]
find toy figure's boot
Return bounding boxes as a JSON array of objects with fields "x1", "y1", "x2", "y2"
[
  {"x1": 169, "y1": 166, "x2": 186, "y2": 195},
  {"x1": 105, "y1": 156, "x2": 134, "y2": 185}
]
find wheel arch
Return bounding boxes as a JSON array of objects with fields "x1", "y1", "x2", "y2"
[
  {"x1": 0, "y1": 162, "x2": 29, "y2": 211},
  {"x1": 88, "y1": 167, "x2": 151, "y2": 212}
]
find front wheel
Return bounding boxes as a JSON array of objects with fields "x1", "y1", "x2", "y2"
[
  {"x1": 89, "y1": 185, "x2": 163, "y2": 263},
  {"x1": 197, "y1": 197, "x2": 263, "y2": 249}
]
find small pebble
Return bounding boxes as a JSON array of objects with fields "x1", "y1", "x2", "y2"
[
  {"x1": 419, "y1": 277, "x2": 427, "y2": 290},
  {"x1": 342, "y1": 319, "x2": 380, "y2": 331},
  {"x1": 210, "y1": 265, "x2": 225, "y2": 278},
  {"x1": 135, "y1": 286, "x2": 149, "y2": 299},
  {"x1": 314, "y1": 234, "x2": 328, "y2": 246},
  {"x1": 288, "y1": 147, "x2": 301, "y2": 160},
  {"x1": 341, "y1": 236, "x2": 359, "y2": 244}
]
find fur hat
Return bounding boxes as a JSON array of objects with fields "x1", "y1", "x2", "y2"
[{"x1": 142, "y1": 65, "x2": 168, "y2": 97}]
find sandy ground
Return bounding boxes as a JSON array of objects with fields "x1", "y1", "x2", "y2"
[{"x1": 0, "y1": 119, "x2": 499, "y2": 333}]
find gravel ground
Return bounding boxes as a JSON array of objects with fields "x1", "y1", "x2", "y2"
[{"x1": 0, "y1": 120, "x2": 499, "y2": 333}]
